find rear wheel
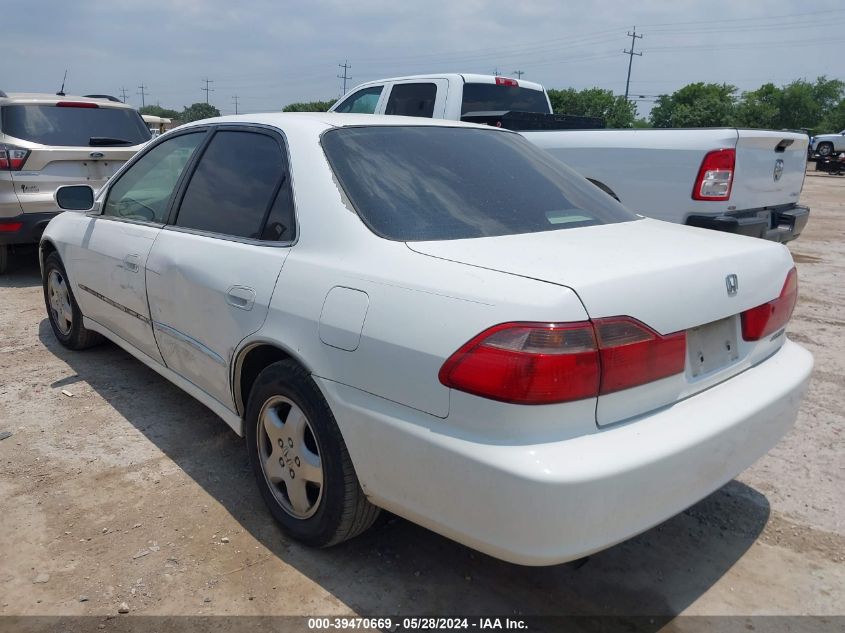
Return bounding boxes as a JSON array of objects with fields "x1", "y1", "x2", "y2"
[
  {"x1": 42, "y1": 252, "x2": 102, "y2": 349},
  {"x1": 245, "y1": 360, "x2": 379, "y2": 547},
  {"x1": 817, "y1": 142, "x2": 833, "y2": 157}
]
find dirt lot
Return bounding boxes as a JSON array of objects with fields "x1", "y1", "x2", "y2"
[{"x1": 1, "y1": 174, "x2": 844, "y2": 624}]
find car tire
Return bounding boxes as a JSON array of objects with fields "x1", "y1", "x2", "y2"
[
  {"x1": 817, "y1": 142, "x2": 833, "y2": 157},
  {"x1": 245, "y1": 359, "x2": 380, "y2": 547},
  {"x1": 0, "y1": 244, "x2": 7, "y2": 274},
  {"x1": 42, "y1": 252, "x2": 103, "y2": 350}
]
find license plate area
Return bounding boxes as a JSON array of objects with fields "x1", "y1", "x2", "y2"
[{"x1": 687, "y1": 316, "x2": 739, "y2": 378}]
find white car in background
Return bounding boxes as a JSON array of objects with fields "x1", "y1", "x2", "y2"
[
  {"x1": 810, "y1": 129, "x2": 845, "y2": 156},
  {"x1": 40, "y1": 113, "x2": 813, "y2": 565}
]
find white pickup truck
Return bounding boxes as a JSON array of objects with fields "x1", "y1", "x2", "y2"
[{"x1": 330, "y1": 73, "x2": 810, "y2": 242}]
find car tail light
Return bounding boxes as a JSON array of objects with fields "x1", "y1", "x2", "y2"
[
  {"x1": 439, "y1": 317, "x2": 686, "y2": 405},
  {"x1": 495, "y1": 77, "x2": 519, "y2": 87},
  {"x1": 593, "y1": 317, "x2": 686, "y2": 394},
  {"x1": 692, "y1": 148, "x2": 735, "y2": 200},
  {"x1": 741, "y1": 267, "x2": 798, "y2": 341},
  {"x1": 0, "y1": 144, "x2": 30, "y2": 170},
  {"x1": 0, "y1": 222, "x2": 23, "y2": 232},
  {"x1": 438, "y1": 322, "x2": 599, "y2": 404},
  {"x1": 56, "y1": 101, "x2": 99, "y2": 108}
]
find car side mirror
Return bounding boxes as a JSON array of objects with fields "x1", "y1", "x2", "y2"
[{"x1": 55, "y1": 185, "x2": 95, "y2": 211}]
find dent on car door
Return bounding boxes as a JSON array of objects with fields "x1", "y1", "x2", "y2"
[
  {"x1": 70, "y1": 131, "x2": 206, "y2": 362},
  {"x1": 145, "y1": 127, "x2": 294, "y2": 409}
]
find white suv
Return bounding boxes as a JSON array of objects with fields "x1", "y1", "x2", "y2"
[{"x1": 0, "y1": 91, "x2": 150, "y2": 272}]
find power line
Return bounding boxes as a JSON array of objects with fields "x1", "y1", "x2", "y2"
[
  {"x1": 623, "y1": 27, "x2": 643, "y2": 103},
  {"x1": 513, "y1": 70, "x2": 525, "y2": 79},
  {"x1": 337, "y1": 61, "x2": 351, "y2": 95},
  {"x1": 232, "y1": 95, "x2": 240, "y2": 115},
  {"x1": 201, "y1": 77, "x2": 214, "y2": 104},
  {"x1": 119, "y1": 87, "x2": 129, "y2": 103},
  {"x1": 137, "y1": 83, "x2": 149, "y2": 108}
]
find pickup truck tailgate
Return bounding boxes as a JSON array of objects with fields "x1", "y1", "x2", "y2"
[{"x1": 729, "y1": 130, "x2": 806, "y2": 211}]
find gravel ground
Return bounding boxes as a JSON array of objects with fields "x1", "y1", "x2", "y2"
[{"x1": 0, "y1": 173, "x2": 843, "y2": 622}]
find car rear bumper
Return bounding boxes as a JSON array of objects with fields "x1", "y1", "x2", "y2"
[
  {"x1": 318, "y1": 339, "x2": 813, "y2": 565},
  {"x1": 686, "y1": 205, "x2": 809, "y2": 243},
  {"x1": 0, "y1": 211, "x2": 60, "y2": 245}
]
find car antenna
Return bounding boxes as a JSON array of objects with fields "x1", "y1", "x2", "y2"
[{"x1": 56, "y1": 69, "x2": 68, "y2": 96}]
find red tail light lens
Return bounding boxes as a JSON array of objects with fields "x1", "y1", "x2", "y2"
[
  {"x1": 56, "y1": 101, "x2": 99, "y2": 108},
  {"x1": 692, "y1": 148, "x2": 735, "y2": 200},
  {"x1": 741, "y1": 267, "x2": 798, "y2": 341},
  {"x1": 439, "y1": 317, "x2": 686, "y2": 405},
  {"x1": 0, "y1": 144, "x2": 30, "y2": 170},
  {"x1": 438, "y1": 322, "x2": 599, "y2": 404},
  {"x1": 0, "y1": 222, "x2": 23, "y2": 233},
  {"x1": 495, "y1": 77, "x2": 519, "y2": 87},
  {"x1": 594, "y1": 317, "x2": 687, "y2": 394}
]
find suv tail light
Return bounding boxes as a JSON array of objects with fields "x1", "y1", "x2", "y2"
[
  {"x1": 741, "y1": 267, "x2": 798, "y2": 341},
  {"x1": 0, "y1": 144, "x2": 30, "y2": 171},
  {"x1": 692, "y1": 148, "x2": 735, "y2": 200},
  {"x1": 56, "y1": 101, "x2": 99, "y2": 108},
  {"x1": 439, "y1": 317, "x2": 686, "y2": 405},
  {"x1": 495, "y1": 77, "x2": 519, "y2": 87}
]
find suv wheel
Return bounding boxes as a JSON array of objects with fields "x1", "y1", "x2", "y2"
[
  {"x1": 817, "y1": 142, "x2": 833, "y2": 157},
  {"x1": 245, "y1": 360, "x2": 380, "y2": 547},
  {"x1": 43, "y1": 252, "x2": 102, "y2": 349}
]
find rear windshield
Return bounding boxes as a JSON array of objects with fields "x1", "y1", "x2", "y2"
[
  {"x1": 1, "y1": 104, "x2": 151, "y2": 146},
  {"x1": 461, "y1": 83, "x2": 551, "y2": 115},
  {"x1": 322, "y1": 126, "x2": 637, "y2": 241}
]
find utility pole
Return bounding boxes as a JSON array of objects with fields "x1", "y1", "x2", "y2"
[
  {"x1": 201, "y1": 77, "x2": 214, "y2": 104},
  {"x1": 337, "y1": 61, "x2": 351, "y2": 95},
  {"x1": 119, "y1": 87, "x2": 129, "y2": 103},
  {"x1": 232, "y1": 95, "x2": 240, "y2": 115},
  {"x1": 137, "y1": 83, "x2": 149, "y2": 108},
  {"x1": 494, "y1": 68, "x2": 500, "y2": 77},
  {"x1": 623, "y1": 27, "x2": 643, "y2": 103},
  {"x1": 512, "y1": 70, "x2": 525, "y2": 79}
]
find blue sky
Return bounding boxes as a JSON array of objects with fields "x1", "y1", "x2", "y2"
[{"x1": 2, "y1": 0, "x2": 844, "y2": 116}]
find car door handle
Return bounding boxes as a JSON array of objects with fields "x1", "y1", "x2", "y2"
[
  {"x1": 122, "y1": 254, "x2": 141, "y2": 273},
  {"x1": 226, "y1": 285, "x2": 256, "y2": 311}
]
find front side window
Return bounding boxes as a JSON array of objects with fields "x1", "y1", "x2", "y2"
[
  {"x1": 333, "y1": 86, "x2": 383, "y2": 114},
  {"x1": 322, "y1": 126, "x2": 637, "y2": 242},
  {"x1": 103, "y1": 132, "x2": 204, "y2": 222},
  {"x1": 385, "y1": 83, "x2": 437, "y2": 118},
  {"x1": 175, "y1": 130, "x2": 288, "y2": 239}
]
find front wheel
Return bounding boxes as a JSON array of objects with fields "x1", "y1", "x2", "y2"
[
  {"x1": 42, "y1": 252, "x2": 102, "y2": 349},
  {"x1": 245, "y1": 360, "x2": 380, "y2": 547},
  {"x1": 817, "y1": 142, "x2": 833, "y2": 157}
]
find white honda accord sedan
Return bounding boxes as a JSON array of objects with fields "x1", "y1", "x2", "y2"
[{"x1": 40, "y1": 113, "x2": 813, "y2": 565}]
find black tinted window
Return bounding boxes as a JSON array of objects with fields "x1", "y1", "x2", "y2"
[
  {"x1": 1, "y1": 104, "x2": 151, "y2": 146},
  {"x1": 176, "y1": 130, "x2": 285, "y2": 239},
  {"x1": 334, "y1": 86, "x2": 383, "y2": 114},
  {"x1": 322, "y1": 126, "x2": 636, "y2": 241},
  {"x1": 461, "y1": 83, "x2": 551, "y2": 115},
  {"x1": 385, "y1": 83, "x2": 436, "y2": 118}
]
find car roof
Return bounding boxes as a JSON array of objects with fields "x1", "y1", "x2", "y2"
[
  {"x1": 0, "y1": 92, "x2": 136, "y2": 109},
  {"x1": 344, "y1": 73, "x2": 545, "y2": 93},
  {"x1": 179, "y1": 112, "x2": 508, "y2": 133}
]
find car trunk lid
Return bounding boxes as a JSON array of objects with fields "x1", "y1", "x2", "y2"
[{"x1": 409, "y1": 219, "x2": 796, "y2": 425}]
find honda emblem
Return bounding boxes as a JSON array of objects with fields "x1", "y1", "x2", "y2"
[{"x1": 726, "y1": 274, "x2": 739, "y2": 296}]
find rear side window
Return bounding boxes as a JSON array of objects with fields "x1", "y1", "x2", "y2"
[
  {"x1": 385, "y1": 83, "x2": 437, "y2": 118},
  {"x1": 460, "y1": 84, "x2": 551, "y2": 116},
  {"x1": 175, "y1": 130, "x2": 291, "y2": 240},
  {"x1": 322, "y1": 126, "x2": 636, "y2": 241},
  {"x1": 333, "y1": 86, "x2": 383, "y2": 114},
  {"x1": 1, "y1": 104, "x2": 151, "y2": 146}
]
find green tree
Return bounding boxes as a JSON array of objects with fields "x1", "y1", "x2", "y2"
[
  {"x1": 180, "y1": 102, "x2": 221, "y2": 123},
  {"x1": 139, "y1": 104, "x2": 180, "y2": 119},
  {"x1": 777, "y1": 76, "x2": 844, "y2": 131},
  {"x1": 547, "y1": 87, "x2": 636, "y2": 128},
  {"x1": 820, "y1": 99, "x2": 845, "y2": 133},
  {"x1": 650, "y1": 83, "x2": 737, "y2": 128},
  {"x1": 282, "y1": 100, "x2": 334, "y2": 112},
  {"x1": 734, "y1": 83, "x2": 782, "y2": 129}
]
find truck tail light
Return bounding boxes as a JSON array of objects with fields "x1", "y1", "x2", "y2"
[
  {"x1": 0, "y1": 144, "x2": 30, "y2": 170},
  {"x1": 0, "y1": 222, "x2": 23, "y2": 232},
  {"x1": 692, "y1": 148, "x2": 735, "y2": 200},
  {"x1": 495, "y1": 77, "x2": 519, "y2": 87},
  {"x1": 439, "y1": 317, "x2": 686, "y2": 405},
  {"x1": 741, "y1": 267, "x2": 798, "y2": 341}
]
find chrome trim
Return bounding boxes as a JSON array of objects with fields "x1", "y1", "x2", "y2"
[
  {"x1": 152, "y1": 321, "x2": 226, "y2": 366},
  {"x1": 78, "y1": 284, "x2": 151, "y2": 325}
]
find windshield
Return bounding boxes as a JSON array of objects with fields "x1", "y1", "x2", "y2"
[
  {"x1": 461, "y1": 83, "x2": 551, "y2": 115},
  {"x1": 322, "y1": 126, "x2": 637, "y2": 242},
  {"x1": 1, "y1": 104, "x2": 151, "y2": 146}
]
